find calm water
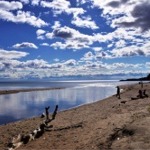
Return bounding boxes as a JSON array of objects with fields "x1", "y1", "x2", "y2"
[{"x1": 0, "y1": 80, "x2": 136, "y2": 125}]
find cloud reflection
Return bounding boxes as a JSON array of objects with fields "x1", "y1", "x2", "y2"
[{"x1": 0, "y1": 82, "x2": 117, "y2": 125}]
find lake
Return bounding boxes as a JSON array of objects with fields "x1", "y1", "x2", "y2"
[{"x1": 0, "y1": 80, "x2": 136, "y2": 125}]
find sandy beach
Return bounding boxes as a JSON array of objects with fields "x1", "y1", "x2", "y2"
[{"x1": 0, "y1": 82, "x2": 150, "y2": 150}]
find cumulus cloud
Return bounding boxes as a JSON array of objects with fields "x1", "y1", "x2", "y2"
[
  {"x1": 72, "y1": 15, "x2": 99, "y2": 29},
  {"x1": 0, "y1": 1, "x2": 23, "y2": 10},
  {"x1": 90, "y1": 0, "x2": 150, "y2": 32},
  {"x1": 96, "y1": 51, "x2": 112, "y2": 60},
  {"x1": 31, "y1": 0, "x2": 41, "y2": 6},
  {"x1": 36, "y1": 29, "x2": 46, "y2": 36},
  {"x1": 115, "y1": 39, "x2": 126, "y2": 48},
  {"x1": 81, "y1": 51, "x2": 95, "y2": 61},
  {"x1": 19, "y1": 0, "x2": 40, "y2": 6},
  {"x1": 0, "y1": 10, "x2": 48, "y2": 27},
  {"x1": 46, "y1": 25, "x2": 141, "y2": 51},
  {"x1": 64, "y1": 59, "x2": 77, "y2": 66},
  {"x1": 46, "y1": 26, "x2": 94, "y2": 50},
  {"x1": 93, "y1": 47, "x2": 102, "y2": 52},
  {"x1": 64, "y1": 7, "x2": 98, "y2": 30},
  {"x1": 40, "y1": 0, "x2": 98, "y2": 30},
  {"x1": 0, "y1": 1, "x2": 48, "y2": 28},
  {"x1": 12, "y1": 42, "x2": 38, "y2": 49},
  {"x1": 146, "y1": 62, "x2": 150, "y2": 68},
  {"x1": 40, "y1": 43, "x2": 49, "y2": 46},
  {"x1": 51, "y1": 40, "x2": 89, "y2": 50},
  {"x1": 53, "y1": 26, "x2": 74, "y2": 39},
  {"x1": 0, "y1": 50, "x2": 148, "y2": 79},
  {"x1": 111, "y1": 44, "x2": 150, "y2": 57},
  {"x1": 23, "y1": 59, "x2": 51, "y2": 69},
  {"x1": 19, "y1": 0, "x2": 29, "y2": 4},
  {"x1": 52, "y1": 21, "x2": 61, "y2": 29},
  {"x1": 118, "y1": 2, "x2": 150, "y2": 31},
  {"x1": 36, "y1": 29, "x2": 46, "y2": 39},
  {"x1": 80, "y1": 50, "x2": 112, "y2": 61},
  {"x1": 41, "y1": 0, "x2": 70, "y2": 15},
  {"x1": 65, "y1": 7, "x2": 85, "y2": 18},
  {"x1": 107, "y1": 1, "x2": 121, "y2": 8},
  {"x1": 0, "y1": 49, "x2": 28, "y2": 60}
]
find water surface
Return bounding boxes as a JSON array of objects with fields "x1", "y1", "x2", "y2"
[{"x1": 0, "y1": 80, "x2": 136, "y2": 125}]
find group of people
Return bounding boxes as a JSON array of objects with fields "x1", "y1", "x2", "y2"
[
  {"x1": 137, "y1": 89, "x2": 148, "y2": 98},
  {"x1": 116, "y1": 82, "x2": 149, "y2": 100}
]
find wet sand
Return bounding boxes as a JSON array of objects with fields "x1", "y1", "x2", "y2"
[{"x1": 0, "y1": 82, "x2": 150, "y2": 150}]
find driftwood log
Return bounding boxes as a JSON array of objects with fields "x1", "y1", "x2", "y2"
[{"x1": 7, "y1": 105, "x2": 58, "y2": 150}]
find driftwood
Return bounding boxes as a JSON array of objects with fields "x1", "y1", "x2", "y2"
[{"x1": 7, "y1": 105, "x2": 58, "y2": 150}]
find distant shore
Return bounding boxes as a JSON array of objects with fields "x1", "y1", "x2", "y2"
[
  {"x1": 120, "y1": 73, "x2": 150, "y2": 81},
  {"x1": 0, "y1": 87, "x2": 64, "y2": 95},
  {"x1": 0, "y1": 82, "x2": 150, "y2": 150}
]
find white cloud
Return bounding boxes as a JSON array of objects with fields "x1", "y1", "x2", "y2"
[
  {"x1": 72, "y1": 15, "x2": 99, "y2": 29},
  {"x1": 65, "y1": 7, "x2": 85, "y2": 18},
  {"x1": 52, "y1": 21, "x2": 61, "y2": 29},
  {"x1": 91, "y1": 0, "x2": 150, "y2": 32},
  {"x1": 0, "y1": 50, "x2": 148, "y2": 79},
  {"x1": 64, "y1": 59, "x2": 77, "y2": 66},
  {"x1": 77, "y1": 0, "x2": 90, "y2": 6},
  {"x1": 116, "y1": 1, "x2": 150, "y2": 32},
  {"x1": 31, "y1": 0, "x2": 40, "y2": 6},
  {"x1": 0, "y1": 1, "x2": 48, "y2": 28},
  {"x1": 23, "y1": 59, "x2": 51, "y2": 69},
  {"x1": 42, "y1": 1, "x2": 98, "y2": 30},
  {"x1": 111, "y1": 44, "x2": 150, "y2": 58},
  {"x1": 93, "y1": 47, "x2": 102, "y2": 52},
  {"x1": 115, "y1": 39, "x2": 126, "y2": 48},
  {"x1": 146, "y1": 62, "x2": 150, "y2": 68},
  {"x1": 40, "y1": 43, "x2": 49, "y2": 46},
  {"x1": 81, "y1": 51, "x2": 95, "y2": 61},
  {"x1": 0, "y1": 1, "x2": 23, "y2": 11},
  {"x1": 45, "y1": 32, "x2": 53, "y2": 39},
  {"x1": 19, "y1": 0, "x2": 29, "y2": 4},
  {"x1": 41, "y1": 0, "x2": 70, "y2": 15},
  {"x1": 12, "y1": 42, "x2": 38, "y2": 49},
  {"x1": 36, "y1": 29, "x2": 46, "y2": 36},
  {"x1": 51, "y1": 40, "x2": 90, "y2": 50},
  {"x1": 46, "y1": 26, "x2": 94, "y2": 50},
  {"x1": 0, "y1": 49, "x2": 28, "y2": 60},
  {"x1": 36, "y1": 29, "x2": 46, "y2": 39},
  {"x1": 53, "y1": 26, "x2": 74, "y2": 39},
  {"x1": 95, "y1": 51, "x2": 112, "y2": 60}
]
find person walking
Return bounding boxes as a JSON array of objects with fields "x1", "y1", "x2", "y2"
[{"x1": 116, "y1": 86, "x2": 121, "y2": 99}]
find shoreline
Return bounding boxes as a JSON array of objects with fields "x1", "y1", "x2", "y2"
[
  {"x1": 0, "y1": 87, "x2": 64, "y2": 95},
  {"x1": 0, "y1": 82, "x2": 150, "y2": 149}
]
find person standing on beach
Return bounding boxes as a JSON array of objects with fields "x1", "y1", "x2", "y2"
[{"x1": 116, "y1": 86, "x2": 121, "y2": 99}]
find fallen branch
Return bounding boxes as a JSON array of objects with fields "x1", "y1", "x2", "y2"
[{"x1": 7, "y1": 105, "x2": 58, "y2": 150}]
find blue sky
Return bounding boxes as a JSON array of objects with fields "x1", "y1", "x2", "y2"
[{"x1": 0, "y1": 0, "x2": 150, "y2": 80}]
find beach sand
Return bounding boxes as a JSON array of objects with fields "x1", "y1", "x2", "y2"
[{"x1": 0, "y1": 82, "x2": 150, "y2": 150}]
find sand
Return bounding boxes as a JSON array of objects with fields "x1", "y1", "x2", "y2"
[{"x1": 0, "y1": 82, "x2": 150, "y2": 150}]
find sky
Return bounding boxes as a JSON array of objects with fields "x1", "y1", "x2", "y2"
[{"x1": 0, "y1": 0, "x2": 150, "y2": 80}]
